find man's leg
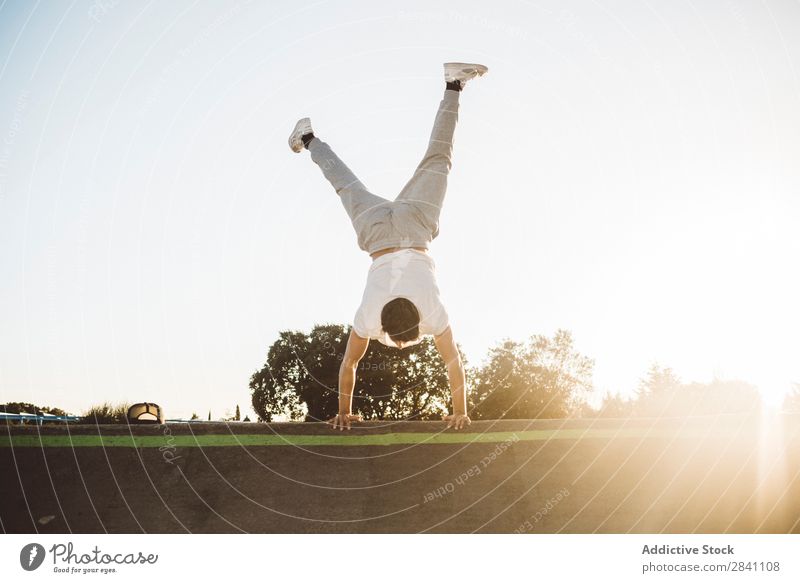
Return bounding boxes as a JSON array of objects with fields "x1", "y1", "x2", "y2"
[
  {"x1": 307, "y1": 137, "x2": 390, "y2": 227},
  {"x1": 394, "y1": 89, "x2": 460, "y2": 237}
]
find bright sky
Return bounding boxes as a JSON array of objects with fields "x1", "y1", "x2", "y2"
[{"x1": 1, "y1": 0, "x2": 799, "y2": 419}]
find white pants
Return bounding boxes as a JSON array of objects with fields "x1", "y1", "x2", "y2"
[{"x1": 309, "y1": 89, "x2": 460, "y2": 254}]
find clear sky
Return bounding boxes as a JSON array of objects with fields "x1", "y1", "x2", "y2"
[{"x1": 1, "y1": 0, "x2": 799, "y2": 420}]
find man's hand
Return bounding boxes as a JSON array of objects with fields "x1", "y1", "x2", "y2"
[
  {"x1": 444, "y1": 413, "x2": 471, "y2": 430},
  {"x1": 434, "y1": 327, "x2": 470, "y2": 431},
  {"x1": 328, "y1": 413, "x2": 363, "y2": 431}
]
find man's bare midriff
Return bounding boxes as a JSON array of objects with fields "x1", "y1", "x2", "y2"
[{"x1": 369, "y1": 246, "x2": 428, "y2": 260}]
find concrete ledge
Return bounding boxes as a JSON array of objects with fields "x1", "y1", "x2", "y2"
[
  {"x1": 2, "y1": 415, "x2": 799, "y2": 533},
  {"x1": 4, "y1": 413, "x2": 794, "y2": 436},
  {"x1": 3, "y1": 415, "x2": 798, "y2": 447}
]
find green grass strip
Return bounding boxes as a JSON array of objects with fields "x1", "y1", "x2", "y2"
[{"x1": 0, "y1": 427, "x2": 721, "y2": 448}]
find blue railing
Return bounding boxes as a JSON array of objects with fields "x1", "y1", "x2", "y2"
[
  {"x1": 1, "y1": 414, "x2": 252, "y2": 424},
  {"x1": 0, "y1": 413, "x2": 81, "y2": 425}
]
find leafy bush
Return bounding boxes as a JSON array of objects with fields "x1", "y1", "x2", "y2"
[{"x1": 82, "y1": 402, "x2": 130, "y2": 424}]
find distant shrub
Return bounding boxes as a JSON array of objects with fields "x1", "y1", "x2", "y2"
[
  {"x1": 1, "y1": 402, "x2": 69, "y2": 416},
  {"x1": 1, "y1": 402, "x2": 72, "y2": 425},
  {"x1": 82, "y1": 402, "x2": 130, "y2": 424}
]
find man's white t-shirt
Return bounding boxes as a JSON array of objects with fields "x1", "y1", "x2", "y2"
[{"x1": 353, "y1": 249, "x2": 449, "y2": 347}]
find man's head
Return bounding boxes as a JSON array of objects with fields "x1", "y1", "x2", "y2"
[{"x1": 381, "y1": 297, "x2": 420, "y2": 347}]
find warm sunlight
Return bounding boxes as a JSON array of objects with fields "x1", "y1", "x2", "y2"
[
  {"x1": 580, "y1": 195, "x2": 798, "y2": 408},
  {"x1": 2, "y1": 0, "x2": 800, "y2": 567}
]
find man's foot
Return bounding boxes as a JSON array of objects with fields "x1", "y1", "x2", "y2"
[
  {"x1": 444, "y1": 62, "x2": 488, "y2": 89},
  {"x1": 288, "y1": 117, "x2": 314, "y2": 153}
]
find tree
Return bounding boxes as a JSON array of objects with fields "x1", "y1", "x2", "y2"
[
  {"x1": 235, "y1": 405, "x2": 241, "y2": 421},
  {"x1": 190, "y1": 413, "x2": 199, "y2": 420},
  {"x1": 207, "y1": 410, "x2": 211, "y2": 421},
  {"x1": 250, "y1": 323, "x2": 462, "y2": 422},
  {"x1": 82, "y1": 402, "x2": 129, "y2": 424},
  {"x1": 470, "y1": 329, "x2": 594, "y2": 419},
  {"x1": 2, "y1": 402, "x2": 69, "y2": 416},
  {"x1": 596, "y1": 391, "x2": 634, "y2": 418},
  {"x1": 633, "y1": 364, "x2": 761, "y2": 416},
  {"x1": 680, "y1": 379, "x2": 761, "y2": 415},
  {"x1": 783, "y1": 383, "x2": 800, "y2": 412},
  {"x1": 634, "y1": 364, "x2": 682, "y2": 417}
]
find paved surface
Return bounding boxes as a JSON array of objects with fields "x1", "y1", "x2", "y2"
[{"x1": 2, "y1": 415, "x2": 799, "y2": 533}]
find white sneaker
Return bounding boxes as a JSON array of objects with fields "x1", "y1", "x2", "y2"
[
  {"x1": 288, "y1": 117, "x2": 313, "y2": 153},
  {"x1": 444, "y1": 62, "x2": 488, "y2": 86}
]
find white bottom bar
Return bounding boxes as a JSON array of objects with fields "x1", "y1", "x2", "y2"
[{"x1": 1, "y1": 534, "x2": 797, "y2": 582}]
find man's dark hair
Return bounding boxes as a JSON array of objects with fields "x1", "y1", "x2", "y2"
[{"x1": 381, "y1": 297, "x2": 420, "y2": 344}]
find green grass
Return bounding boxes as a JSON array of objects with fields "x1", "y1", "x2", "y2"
[{"x1": 0, "y1": 427, "x2": 723, "y2": 448}]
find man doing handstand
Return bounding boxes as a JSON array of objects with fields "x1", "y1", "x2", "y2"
[{"x1": 288, "y1": 62, "x2": 488, "y2": 431}]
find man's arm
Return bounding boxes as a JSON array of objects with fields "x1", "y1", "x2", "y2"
[
  {"x1": 434, "y1": 325, "x2": 471, "y2": 430},
  {"x1": 329, "y1": 329, "x2": 369, "y2": 430}
]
